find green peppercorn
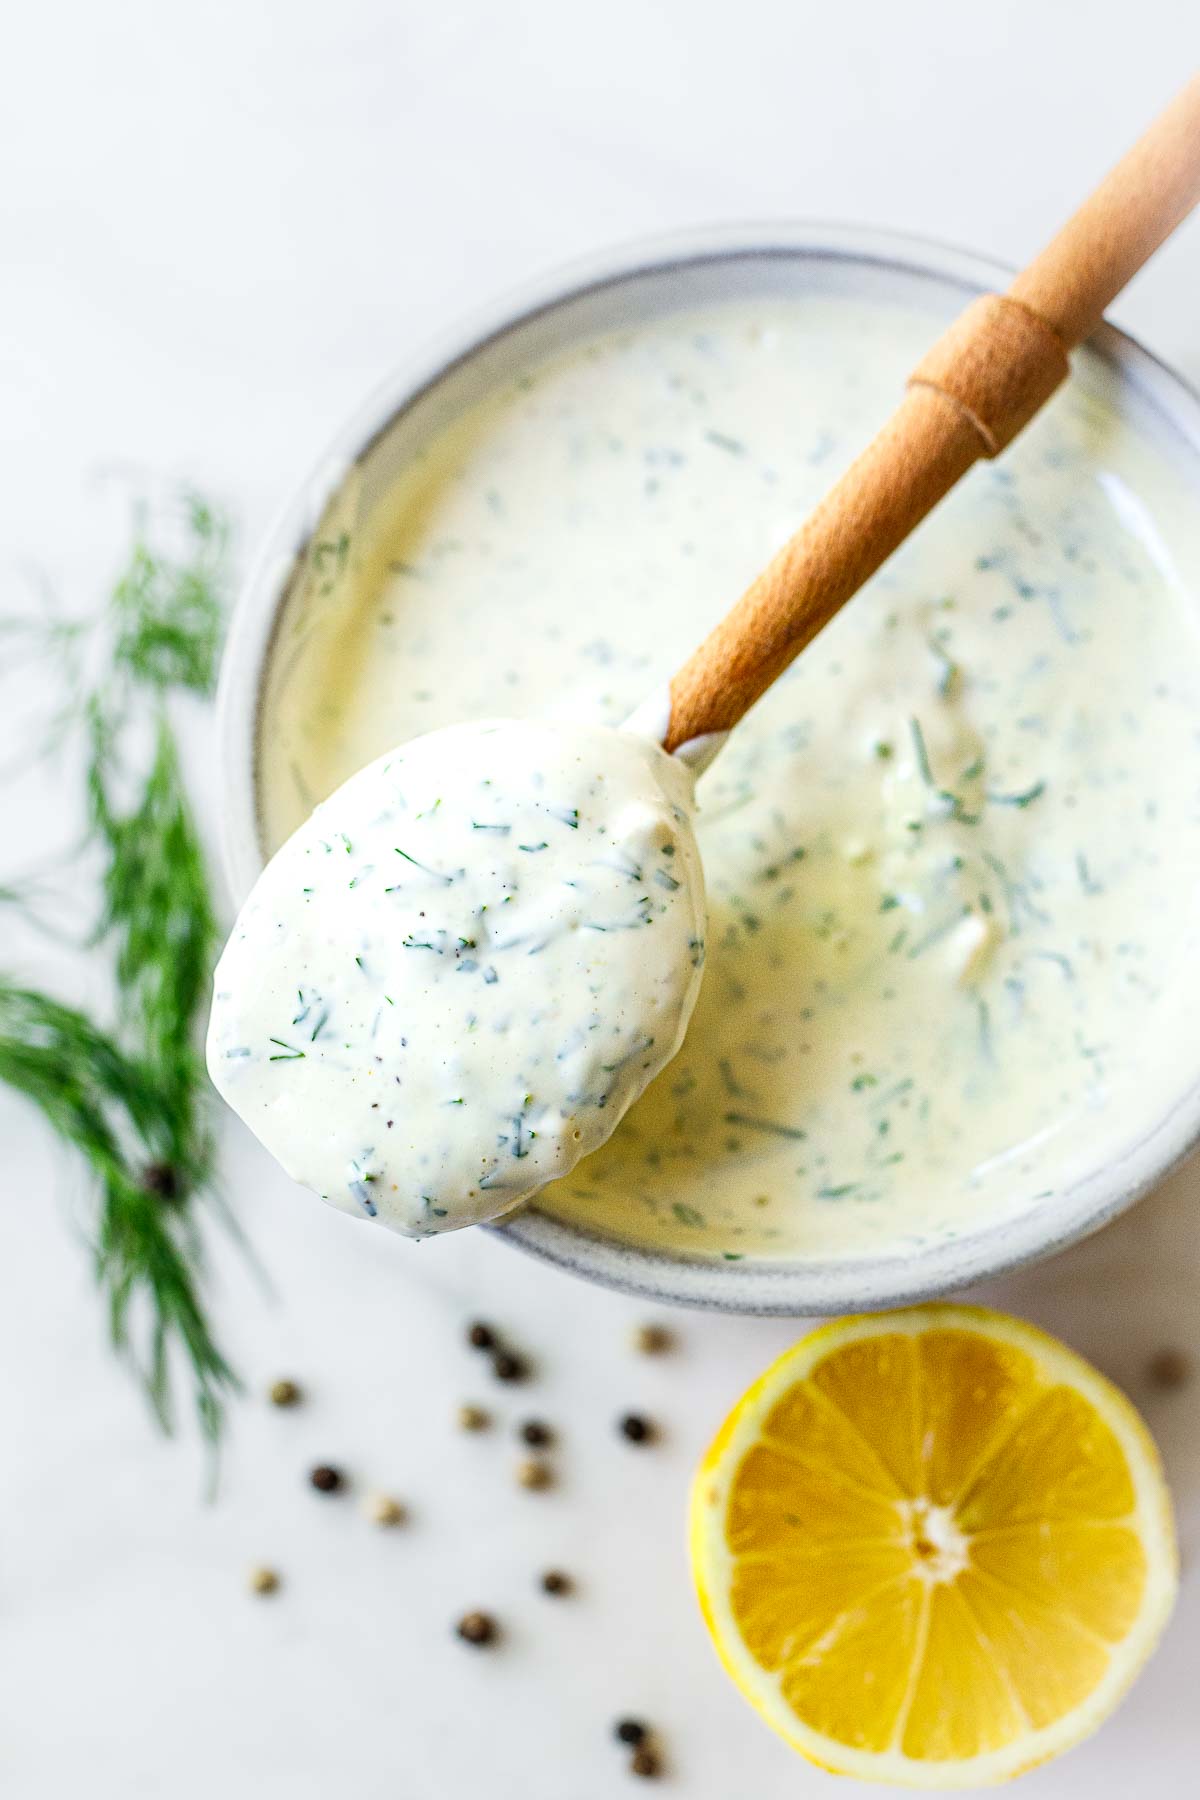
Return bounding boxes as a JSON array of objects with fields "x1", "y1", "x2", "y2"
[
  {"x1": 363, "y1": 1493, "x2": 406, "y2": 1527},
  {"x1": 269, "y1": 1378, "x2": 302, "y2": 1408},
  {"x1": 632, "y1": 1323, "x2": 673, "y2": 1355},
  {"x1": 516, "y1": 1457, "x2": 553, "y2": 1490},
  {"x1": 630, "y1": 1746, "x2": 661, "y2": 1778},
  {"x1": 457, "y1": 1402, "x2": 491, "y2": 1431}
]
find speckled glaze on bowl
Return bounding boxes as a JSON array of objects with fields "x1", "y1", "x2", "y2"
[{"x1": 216, "y1": 223, "x2": 1200, "y2": 1315}]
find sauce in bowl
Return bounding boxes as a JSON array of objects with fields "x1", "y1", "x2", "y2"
[{"x1": 255, "y1": 289, "x2": 1200, "y2": 1265}]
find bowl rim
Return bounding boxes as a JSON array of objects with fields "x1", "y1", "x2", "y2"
[{"x1": 216, "y1": 219, "x2": 1200, "y2": 1315}]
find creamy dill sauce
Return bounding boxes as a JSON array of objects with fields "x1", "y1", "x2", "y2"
[
  {"x1": 256, "y1": 295, "x2": 1200, "y2": 1261},
  {"x1": 208, "y1": 721, "x2": 706, "y2": 1233}
]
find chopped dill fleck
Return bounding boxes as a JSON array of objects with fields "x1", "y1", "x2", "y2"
[
  {"x1": 909, "y1": 718, "x2": 935, "y2": 787},
  {"x1": 723, "y1": 1111, "x2": 807, "y2": 1140},
  {"x1": 757, "y1": 846, "x2": 806, "y2": 882},
  {"x1": 928, "y1": 636, "x2": 959, "y2": 697},
  {"x1": 1076, "y1": 852, "x2": 1104, "y2": 895},
  {"x1": 986, "y1": 780, "x2": 1046, "y2": 809},
  {"x1": 393, "y1": 846, "x2": 454, "y2": 883}
]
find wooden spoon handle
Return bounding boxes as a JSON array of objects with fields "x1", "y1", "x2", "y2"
[{"x1": 663, "y1": 75, "x2": 1200, "y2": 754}]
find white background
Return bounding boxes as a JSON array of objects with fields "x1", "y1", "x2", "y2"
[{"x1": 3, "y1": 4, "x2": 1200, "y2": 1796}]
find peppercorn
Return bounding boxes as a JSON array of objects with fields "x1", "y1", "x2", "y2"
[
  {"x1": 364, "y1": 1493, "x2": 406, "y2": 1527},
  {"x1": 630, "y1": 1746, "x2": 661, "y2": 1778},
  {"x1": 619, "y1": 1413, "x2": 655, "y2": 1444},
  {"x1": 1148, "y1": 1348, "x2": 1192, "y2": 1390},
  {"x1": 456, "y1": 1610, "x2": 498, "y2": 1646},
  {"x1": 615, "y1": 1719, "x2": 648, "y2": 1747},
  {"x1": 467, "y1": 1321, "x2": 496, "y2": 1351},
  {"x1": 519, "y1": 1418, "x2": 553, "y2": 1448},
  {"x1": 540, "y1": 1569, "x2": 572, "y2": 1596},
  {"x1": 632, "y1": 1323, "x2": 673, "y2": 1355},
  {"x1": 309, "y1": 1464, "x2": 344, "y2": 1493},
  {"x1": 268, "y1": 1378, "x2": 302, "y2": 1408},
  {"x1": 516, "y1": 1457, "x2": 553, "y2": 1490},
  {"x1": 493, "y1": 1350, "x2": 528, "y2": 1383},
  {"x1": 141, "y1": 1161, "x2": 179, "y2": 1200},
  {"x1": 247, "y1": 1565, "x2": 280, "y2": 1596},
  {"x1": 457, "y1": 1402, "x2": 491, "y2": 1432}
]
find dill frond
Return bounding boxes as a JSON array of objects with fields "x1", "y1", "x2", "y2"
[
  {"x1": 109, "y1": 492, "x2": 227, "y2": 697},
  {"x1": 0, "y1": 986, "x2": 237, "y2": 1437},
  {"x1": 87, "y1": 711, "x2": 218, "y2": 1189},
  {"x1": 0, "y1": 492, "x2": 239, "y2": 1445}
]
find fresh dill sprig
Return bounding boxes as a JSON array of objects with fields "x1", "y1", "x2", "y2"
[
  {"x1": 87, "y1": 711, "x2": 218, "y2": 1189},
  {"x1": 0, "y1": 492, "x2": 238, "y2": 1445},
  {"x1": 109, "y1": 492, "x2": 227, "y2": 697},
  {"x1": 0, "y1": 985, "x2": 235, "y2": 1437}
]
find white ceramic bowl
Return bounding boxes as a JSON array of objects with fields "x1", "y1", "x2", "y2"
[{"x1": 217, "y1": 222, "x2": 1200, "y2": 1314}]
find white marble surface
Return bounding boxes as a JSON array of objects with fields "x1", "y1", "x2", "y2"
[{"x1": 3, "y1": 4, "x2": 1200, "y2": 1795}]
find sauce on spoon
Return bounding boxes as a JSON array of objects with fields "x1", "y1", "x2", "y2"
[{"x1": 207, "y1": 719, "x2": 706, "y2": 1233}]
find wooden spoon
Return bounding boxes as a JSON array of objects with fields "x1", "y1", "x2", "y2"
[{"x1": 653, "y1": 76, "x2": 1200, "y2": 766}]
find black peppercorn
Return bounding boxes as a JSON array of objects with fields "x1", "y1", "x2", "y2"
[
  {"x1": 456, "y1": 1610, "x2": 498, "y2": 1646},
  {"x1": 619, "y1": 1413, "x2": 655, "y2": 1444},
  {"x1": 615, "y1": 1719, "x2": 648, "y2": 1747},
  {"x1": 467, "y1": 1321, "x2": 496, "y2": 1351},
  {"x1": 309, "y1": 1464, "x2": 344, "y2": 1493},
  {"x1": 540, "y1": 1569, "x2": 571, "y2": 1596},
  {"x1": 141, "y1": 1162, "x2": 179, "y2": 1200},
  {"x1": 1148, "y1": 1348, "x2": 1191, "y2": 1390},
  {"x1": 493, "y1": 1350, "x2": 528, "y2": 1383},
  {"x1": 519, "y1": 1418, "x2": 553, "y2": 1448}
]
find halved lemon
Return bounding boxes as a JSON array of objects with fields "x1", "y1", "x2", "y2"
[{"x1": 690, "y1": 1306, "x2": 1176, "y2": 1787}]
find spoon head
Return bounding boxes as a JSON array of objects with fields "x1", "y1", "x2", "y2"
[{"x1": 207, "y1": 718, "x2": 707, "y2": 1234}]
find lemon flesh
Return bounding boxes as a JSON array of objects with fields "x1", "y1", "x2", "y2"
[{"x1": 690, "y1": 1306, "x2": 1177, "y2": 1788}]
